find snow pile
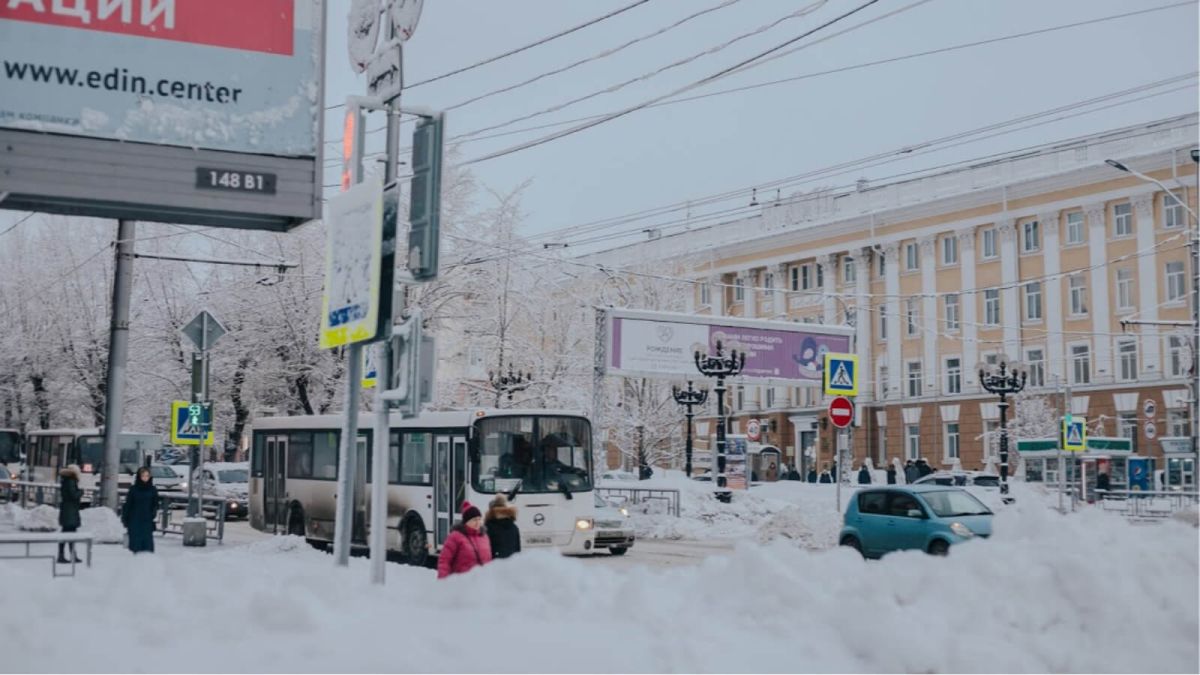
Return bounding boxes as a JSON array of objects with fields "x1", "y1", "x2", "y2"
[
  {"x1": 13, "y1": 504, "x2": 58, "y2": 532},
  {"x1": 246, "y1": 534, "x2": 309, "y2": 554},
  {"x1": 81, "y1": 507, "x2": 125, "y2": 543},
  {"x1": 1172, "y1": 505, "x2": 1199, "y2": 528},
  {"x1": 4, "y1": 500, "x2": 1196, "y2": 673}
]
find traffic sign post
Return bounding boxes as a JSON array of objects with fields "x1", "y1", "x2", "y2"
[
  {"x1": 1062, "y1": 416, "x2": 1087, "y2": 452},
  {"x1": 823, "y1": 353, "x2": 859, "y2": 397},
  {"x1": 828, "y1": 396, "x2": 854, "y2": 429}
]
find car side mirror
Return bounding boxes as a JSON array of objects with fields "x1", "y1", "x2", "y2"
[{"x1": 906, "y1": 509, "x2": 925, "y2": 519}]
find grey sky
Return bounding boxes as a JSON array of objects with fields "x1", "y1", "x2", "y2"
[{"x1": 322, "y1": 0, "x2": 1198, "y2": 240}]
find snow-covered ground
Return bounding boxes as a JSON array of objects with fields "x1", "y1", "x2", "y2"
[{"x1": 2, "y1": 484, "x2": 1196, "y2": 673}]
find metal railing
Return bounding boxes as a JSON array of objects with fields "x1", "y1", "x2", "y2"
[
  {"x1": 0, "y1": 479, "x2": 97, "y2": 509},
  {"x1": 596, "y1": 487, "x2": 681, "y2": 517},
  {"x1": 1093, "y1": 489, "x2": 1199, "y2": 519}
]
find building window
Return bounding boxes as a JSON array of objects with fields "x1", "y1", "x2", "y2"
[
  {"x1": 816, "y1": 263, "x2": 824, "y2": 288},
  {"x1": 1025, "y1": 349, "x2": 1045, "y2": 388},
  {"x1": 1166, "y1": 261, "x2": 1186, "y2": 302},
  {"x1": 790, "y1": 266, "x2": 799, "y2": 291},
  {"x1": 1022, "y1": 220, "x2": 1040, "y2": 253},
  {"x1": 1065, "y1": 211, "x2": 1085, "y2": 245},
  {"x1": 984, "y1": 352, "x2": 1000, "y2": 367},
  {"x1": 1113, "y1": 202, "x2": 1133, "y2": 237},
  {"x1": 906, "y1": 424, "x2": 920, "y2": 460},
  {"x1": 984, "y1": 421, "x2": 1000, "y2": 461},
  {"x1": 1023, "y1": 282, "x2": 1042, "y2": 321},
  {"x1": 700, "y1": 283, "x2": 711, "y2": 306},
  {"x1": 1071, "y1": 344, "x2": 1091, "y2": 384},
  {"x1": 734, "y1": 278, "x2": 744, "y2": 302},
  {"x1": 1117, "y1": 339, "x2": 1138, "y2": 382},
  {"x1": 879, "y1": 305, "x2": 888, "y2": 340},
  {"x1": 905, "y1": 242, "x2": 920, "y2": 271},
  {"x1": 981, "y1": 228, "x2": 997, "y2": 259},
  {"x1": 878, "y1": 365, "x2": 889, "y2": 399},
  {"x1": 944, "y1": 294, "x2": 960, "y2": 332},
  {"x1": 879, "y1": 254, "x2": 886, "y2": 277},
  {"x1": 1116, "y1": 268, "x2": 1135, "y2": 311},
  {"x1": 1163, "y1": 191, "x2": 1187, "y2": 229},
  {"x1": 800, "y1": 264, "x2": 813, "y2": 290},
  {"x1": 945, "y1": 423, "x2": 960, "y2": 460},
  {"x1": 942, "y1": 236, "x2": 958, "y2": 265},
  {"x1": 764, "y1": 272, "x2": 774, "y2": 291},
  {"x1": 945, "y1": 358, "x2": 962, "y2": 394},
  {"x1": 765, "y1": 387, "x2": 775, "y2": 409},
  {"x1": 1118, "y1": 412, "x2": 1139, "y2": 454},
  {"x1": 878, "y1": 427, "x2": 888, "y2": 462},
  {"x1": 906, "y1": 361, "x2": 922, "y2": 397},
  {"x1": 735, "y1": 385, "x2": 745, "y2": 411},
  {"x1": 1069, "y1": 274, "x2": 1088, "y2": 315},
  {"x1": 1168, "y1": 336, "x2": 1186, "y2": 376},
  {"x1": 984, "y1": 289, "x2": 1001, "y2": 325},
  {"x1": 843, "y1": 257, "x2": 856, "y2": 284},
  {"x1": 1168, "y1": 410, "x2": 1189, "y2": 437},
  {"x1": 905, "y1": 298, "x2": 919, "y2": 336}
]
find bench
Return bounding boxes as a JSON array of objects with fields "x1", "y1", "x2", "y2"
[{"x1": 0, "y1": 532, "x2": 94, "y2": 577}]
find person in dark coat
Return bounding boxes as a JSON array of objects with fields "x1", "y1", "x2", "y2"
[
  {"x1": 916, "y1": 458, "x2": 933, "y2": 477},
  {"x1": 818, "y1": 465, "x2": 833, "y2": 484},
  {"x1": 787, "y1": 468, "x2": 802, "y2": 481},
  {"x1": 1096, "y1": 471, "x2": 1111, "y2": 493},
  {"x1": 58, "y1": 464, "x2": 83, "y2": 563},
  {"x1": 886, "y1": 465, "x2": 897, "y2": 485},
  {"x1": 904, "y1": 460, "x2": 919, "y2": 484},
  {"x1": 122, "y1": 466, "x2": 159, "y2": 554},
  {"x1": 485, "y1": 494, "x2": 521, "y2": 559},
  {"x1": 857, "y1": 465, "x2": 872, "y2": 485},
  {"x1": 806, "y1": 469, "x2": 817, "y2": 483}
]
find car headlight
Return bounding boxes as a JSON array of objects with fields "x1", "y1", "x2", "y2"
[
  {"x1": 575, "y1": 518, "x2": 593, "y2": 531},
  {"x1": 179, "y1": 482, "x2": 188, "y2": 490},
  {"x1": 619, "y1": 507, "x2": 629, "y2": 517},
  {"x1": 950, "y1": 522, "x2": 974, "y2": 538}
]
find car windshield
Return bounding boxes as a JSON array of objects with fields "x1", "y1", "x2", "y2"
[
  {"x1": 149, "y1": 466, "x2": 176, "y2": 479},
  {"x1": 920, "y1": 489, "x2": 992, "y2": 517},
  {"x1": 474, "y1": 415, "x2": 593, "y2": 495},
  {"x1": 217, "y1": 469, "x2": 248, "y2": 483},
  {"x1": 972, "y1": 475, "x2": 1000, "y2": 487},
  {"x1": 0, "y1": 432, "x2": 20, "y2": 464}
]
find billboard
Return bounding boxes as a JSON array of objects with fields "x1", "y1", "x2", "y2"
[
  {"x1": 0, "y1": 0, "x2": 324, "y2": 230},
  {"x1": 597, "y1": 308, "x2": 854, "y2": 386}
]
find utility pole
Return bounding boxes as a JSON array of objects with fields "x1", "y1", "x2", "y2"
[
  {"x1": 694, "y1": 340, "x2": 744, "y2": 503},
  {"x1": 100, "y1": 219, "x2": 134, "y2": 510},
  {"x1": 672, "y1": 381, "x2": 708, "y2": 478}
]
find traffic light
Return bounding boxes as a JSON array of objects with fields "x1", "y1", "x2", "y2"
[
  {"x1": 341, "y1": 101, "x2": 365, "y2": 191},
  {"x1": 408, "y1": 113, "x2": 444, "y2": 281}
]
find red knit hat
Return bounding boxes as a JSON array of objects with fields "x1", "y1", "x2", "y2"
[{"x1": 461, "y1": 501, "x2": 481, "y2": 523}]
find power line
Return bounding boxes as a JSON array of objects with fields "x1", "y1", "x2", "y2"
[{"x1": 404, "y1": 0, "x2": 653, "y2": 90}]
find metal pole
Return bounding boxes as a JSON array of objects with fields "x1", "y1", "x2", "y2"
[
  {"x1": 715, "y1": 375, "x2": 727, "y2": 499},
  {"x1": 999, "y1": 394, "x2": 1009, "y2": 495},
  {"x1": 835, "y1": 430, "x2": 843, "y2": 513},
  {"x1": 1191, "y1": 164, "x2": 1199, "y2": 463},
  {"x1": 369, "y1": 103, "x2": 402, "y2": 584},
  {"x1": 333, "y1": 343, "x2": 363, "y2": 566},
  {"x1": 684, "y1": 411, "x2": 694, "y2": 478},
  {"x1": 100, "y1": 219, "x2": 135, "y2": 510}
]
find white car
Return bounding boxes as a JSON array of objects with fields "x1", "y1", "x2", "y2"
[
  {"x1": 913, "y1": 471, "x2": 1005, "y2": 508},
  {"x1": 592, "y1": 493, "x2": 634, "y2": 556},
  {"x1": 148, "y1": 464, "x2": 187, "y2": 493},
  {"x1": 193, "y1": 462, "x2": 250, "y2": 520}
]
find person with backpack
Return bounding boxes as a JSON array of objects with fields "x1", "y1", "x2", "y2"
[{"x1": 437, "y1": 502, "x2": 493, "y2": 579}]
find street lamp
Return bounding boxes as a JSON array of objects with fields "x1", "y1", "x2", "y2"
[
  {"x1": 979, "y1": 360, "x2": 1027, "y2": 497},
  {"x1": 672, "y1": 380, "x2": 709, "y2": 478},
  {"x1": 488, "y1": 364, "x2": 531, "y2": 407},
  {"x1": 694, "y1": 340, "x2": 744, "y2": 502}
]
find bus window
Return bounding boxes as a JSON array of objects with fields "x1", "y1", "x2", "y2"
[
  {"x1": 78, "y1": 437, "x2": 104, "y2": 474},
  {"x1": 0, "y1": 432, "x2": 20, "y2": 464},
  {"x1": 288, "y1": 432, "x2": 314, "y2": 479},
  {"x1": 473, "y1": 416, "x2": 592, "y2": 494},
  {"x1": 312, "y1": 432, "x2": 339, "y2": 480},
  {"x1": 399, "y1": 432, "x2": 430, "y2": 484}
]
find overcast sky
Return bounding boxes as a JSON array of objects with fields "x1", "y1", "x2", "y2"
[{"x1": 324, "y1": 0, "x2": 1197, "y2": 242}]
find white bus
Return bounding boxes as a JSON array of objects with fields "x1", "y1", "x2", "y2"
[
  {"x1": 248, "y1": 409, "x2": 597, "y2": 565},
  {"x1": 26, "y1": 428, "x2": 161, "y2": 500}
]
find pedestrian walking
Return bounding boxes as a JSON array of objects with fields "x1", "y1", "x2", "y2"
[
  {"x1": 437, "y1": 502, "x2": 493, "y2": 579},
  {"x1": 485, "y1": 494, "x2": 521, "y2": 560},
  {"x1": 904, "y1": 460, "x2": 920, "y2": 484},
  {"x1": 886, "y1": 464, "x2": 897, "y2": 485},
  {"x1": 1096, "y1": 471, "x2": 1111, "y2": 493},
  {"x1": 857, "y1": 465, "x2": 872, "y2": 485},
  {"x1": 57, "y1": 464, "x2": 83, "y2": 564},
  {"x1": 121, "y1": 466, "x2": 159, "y2": 554}
]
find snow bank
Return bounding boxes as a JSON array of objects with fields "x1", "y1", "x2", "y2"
[
  {"x1": 14, "y1": 504, "x2": 58, "y2": 532},
  {"x1": 4, "y1": 500, "x2": 1195, "y2": 673},
  {"x1": 81, "y1": 507, "x2": 125, "y2": 543}
]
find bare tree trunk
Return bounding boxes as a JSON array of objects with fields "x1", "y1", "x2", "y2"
[{"x1": 29, "y1": 372, "x2": 50, "y2": 429}]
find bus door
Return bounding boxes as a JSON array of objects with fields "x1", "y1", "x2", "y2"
[
  {"x1": 263, "y1": 435, "x2": 288, "y2": 533},
  {"x1": 432, "y1": 434, "x2": 469, "y2": 549}
]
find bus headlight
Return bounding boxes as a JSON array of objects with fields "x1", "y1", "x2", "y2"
[
  {"x1": 619, "y1": 507, "x2": 629, "y2": 517},
  {"x1": 575, "y1": 518, "x2": 593, "y2": 531}
]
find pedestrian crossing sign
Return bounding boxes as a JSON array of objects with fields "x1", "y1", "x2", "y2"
[
  {"x1": 170, "y1": 400, "x2": 213, "y2": 446},
  {"x1": 362, "y1": 347, "x2": 378, "y2": 389},
  {"x1": 1062, "y1": 415, "x2": 1086, "y2": 452},
  {"x1": 823, "y1": 353, "x2": 859, "y2": 397}
]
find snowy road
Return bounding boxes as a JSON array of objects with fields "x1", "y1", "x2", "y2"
[{"x1": 581, "y1": 538, "x2": 736, "y2": 568}]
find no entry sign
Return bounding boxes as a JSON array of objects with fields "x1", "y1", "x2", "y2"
[{"x1": 829, "y1": 396, "x2": 854, "y2": 429}]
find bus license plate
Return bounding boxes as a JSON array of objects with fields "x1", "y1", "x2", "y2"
[{"x1": 526, "y1": 536, "x2": 552, "y2": 545}]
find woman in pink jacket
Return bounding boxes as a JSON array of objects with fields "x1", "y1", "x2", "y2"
[{"x1": 437, "y1": 501, "x2": 493, "y2": 579}]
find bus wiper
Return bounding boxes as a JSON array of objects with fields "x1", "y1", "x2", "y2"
[
  {"x1": 557, "y1": 479, "x2": 573, "y2": 500},
  {"x1": 506, "y1": 480, "x2": 522, "y2": 502}
]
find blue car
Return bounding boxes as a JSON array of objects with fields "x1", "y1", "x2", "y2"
[{"x1": 839, "y1": 485, "x2": 993, "y2": 558}]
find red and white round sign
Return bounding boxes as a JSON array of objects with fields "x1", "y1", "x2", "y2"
[
  {"x1": 747, "y1": 419, "x2": 761, "y2": 442},
  {"x1": 829, "y1": 396, "x2": 854, "y2": 429}
]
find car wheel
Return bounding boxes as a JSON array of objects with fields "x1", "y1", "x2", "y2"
[
  {"x1": 928, "y1": 539, "x2": 950, "y2": 556},
  {"x1": 401, "y1": 517, "x2": 429, "y2": 567},
  {"x1": 840, "y1": 535, "x2": 864, "y2": 558},
  {"x1": 609, "y1": 546, "x2": 628, "y2": 556}
]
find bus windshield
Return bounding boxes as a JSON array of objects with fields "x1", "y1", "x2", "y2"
[
  {"x1": 473, "y1": 415, "x2": 592, "y2": 495},
  {"x1": 0, "y1": 432, "x2": 20, "y2": 464}
]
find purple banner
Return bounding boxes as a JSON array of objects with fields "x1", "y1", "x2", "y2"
[{"x1": 708, "y1": 325, "x2": 851, "y2": 382}]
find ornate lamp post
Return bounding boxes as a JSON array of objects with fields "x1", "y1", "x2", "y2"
[
  {"x1": 694, "y1": 340, "x2": 745, "y2": 502},
  {"x1": 979, "y1": 360, "x2": 1027, "y2": 496},
  {"x1": 672, "y1": 380, "x2": 709, "y2": 478},
  {"x1": 489, "y1": 364, "x2": 531, "y2": 407}
]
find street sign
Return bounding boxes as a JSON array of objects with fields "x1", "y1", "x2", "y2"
[
  {"x1": 170, "y1": 400, "x2": 213, "y2": 446},
  {"x1": 319, "y1": 176, "x2": 385, "y2": 349},
  {"x1": 1143, "y1": 399, "x2": 1157, "y2": 418},
  {"x1": 823, "y1": 353, "x2": 859, "y2": 397},
  {"x1": 746, "y1": 419, "x2": 761, "y2": 442},
  {"x1": 1144, "y1": 422, "x2": 1157, "y2": 440},
  {"x1": 181, "y1": 310, "x2": 226, "y2": 352},
  {"x1": 1062, "y1": 416, "x2": 1086, "y2": 452},
  {"x1": 362, "y1": 348, "x2": 378, "y2": 389},
  {"x1": 828, "y1": 396, "x2": 854, "y2": 429}
]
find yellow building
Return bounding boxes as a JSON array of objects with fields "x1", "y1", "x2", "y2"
[{"x1": 588, "y1": 114, "x2": 1198, "y2": 483}]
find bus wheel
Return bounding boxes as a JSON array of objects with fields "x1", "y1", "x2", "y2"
[
  {"x1": 402, "y1": 517, "x2": 429, "y2": 567},
  {"x1": 287, "y1": 506, "x2": 306, "y2": 537}
]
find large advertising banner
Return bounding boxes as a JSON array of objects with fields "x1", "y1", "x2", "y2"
[
  {"x1": 600, "y1": 308, "x2": 854, "y2": 386},
  {"x1": 0, "y1": 0, "x2": 319, "y2": 155}
]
